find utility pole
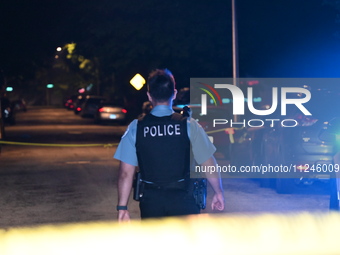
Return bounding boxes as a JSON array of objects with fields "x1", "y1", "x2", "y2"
[
  {"x1": 0, "y1": 99, "x2": 4, "y2": 142},
  {"x1": 232, "y1": 0, "x2": 239, "y2": 85},
  {"x1": 0, "y1": 70, "x2": 5, "y2": 150},
  {"x1": 232, "y1": 0, "x2": 239, "y2": 122}
]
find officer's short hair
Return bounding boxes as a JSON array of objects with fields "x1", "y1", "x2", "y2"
[{"x1": 147, "y1": 69, "x2": 176, "y2": 102}]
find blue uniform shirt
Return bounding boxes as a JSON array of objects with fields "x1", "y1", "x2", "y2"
[{"x1": 113, "y1": 105, "x2": 216, "y2": 166}]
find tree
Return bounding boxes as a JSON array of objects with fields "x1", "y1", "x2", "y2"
[
  {"x1": 66, "y1": 0, "x2": 232, "y2": 88},
  {"x1": 0, "y1": 0, "x2": 233, "y2": 107},
  {"x1": 51, "y1": 43, "x2": 101, "y2": 95}
]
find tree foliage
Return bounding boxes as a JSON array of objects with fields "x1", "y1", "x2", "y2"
[
  {"x1": 66, "y1": 0, "x2": 232, "y2": 88},
  {"x1": 1, "y1": 0, "x2": 232, "y2": 105}
]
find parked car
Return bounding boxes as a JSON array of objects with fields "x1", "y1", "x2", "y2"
[
  {"x1": 230, "y1": 86, "x2": 340, "y2": 193},
  {"x1": 325, "y1": 117, "x2": 340, "y2": 210},
  {"x1": 79, "y1": 96, "x2": 106, "y2": 118},
  {"x1": 64, "y1": 95, "x2": 78, "y2": 110},
  {"x1": 73, "y1": 95, "x2": 88, "y2": 114},
  {"x1": 94, "y1": 103, "x2": 128, "y2": 124}
]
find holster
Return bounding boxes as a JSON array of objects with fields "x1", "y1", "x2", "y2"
[
  {"x1": 192, "y1": 178, "x2": 207, "y2": 209},
  {"x1": 133, "y1": 171, "x2": 144, "y2": 201}
]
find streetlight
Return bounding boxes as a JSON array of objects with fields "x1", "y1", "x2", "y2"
[{"x1": 46, "y1": 84, "x2": 54, "y2": 105}]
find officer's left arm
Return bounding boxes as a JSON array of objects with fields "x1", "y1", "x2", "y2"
[
  {"x1": 201, "y1": 156, "x2": 225, "y2": 211},
  {"x1": 188, "y1": 118, "x2": 216, "y2": 165},
  {"x1": 117, "y1": 161, "x2": 136, "y2": 222}
]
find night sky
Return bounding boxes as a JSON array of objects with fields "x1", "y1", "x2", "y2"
[
  {"x1": 0, "y1": 0, "x2": 339, "y2": 91},
  {"x1": 237, "y1": 0, "x2": 339, "y2": 77}
]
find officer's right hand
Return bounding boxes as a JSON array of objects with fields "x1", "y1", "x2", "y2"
[{"x1": 118, "y1": 210, "x2": 131, "y2": 222}]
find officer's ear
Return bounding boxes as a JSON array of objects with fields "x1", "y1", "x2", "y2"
[
  {"x1": 147, "y1": 92, "x2": 152, "y2": 102},
  {"x1": 172, "y1": 89, "x2": 177, "y2": 100}
]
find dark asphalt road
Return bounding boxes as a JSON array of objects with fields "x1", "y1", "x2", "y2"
[{"x1": 0, "y1": 107, "x2": 331, "y2": 228}]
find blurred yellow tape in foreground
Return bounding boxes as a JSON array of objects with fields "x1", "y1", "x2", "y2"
[{"x1": 1, "y1": 212, "x2": 340, "y2": 255}]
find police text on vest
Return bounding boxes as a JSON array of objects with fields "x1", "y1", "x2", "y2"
[{"x1": 144, "y1": 124, "x2": 181, "y2": 137}]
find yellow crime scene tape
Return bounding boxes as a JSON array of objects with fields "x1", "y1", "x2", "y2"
[
  {"x1": 0, "y1": 140, "x2": 118, "y2": 147},
  {"x1": 1, "y1": 212, "x2": 340, "y2": 255},
  {"x1": 0, "y1": 128, "x2": 237, "y2": 148},
  {"x1": 0, "y1": 127, "x2": 241, "y2": 147},
  {"x1": 206, "y1": 127, "x2": 244, "y2": 144}
]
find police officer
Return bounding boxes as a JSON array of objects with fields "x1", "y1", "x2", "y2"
[{"x1": 114, "y1": 69, "x2": 224, "y2": 221}]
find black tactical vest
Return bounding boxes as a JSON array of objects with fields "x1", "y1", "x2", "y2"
[{"x1": 136, "y1": 113, "x2": 190, "y2": 184}]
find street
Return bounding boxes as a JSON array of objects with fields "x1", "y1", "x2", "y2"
[{"x1": 0, "y1": 107, "x2": 331, "y2": 228}]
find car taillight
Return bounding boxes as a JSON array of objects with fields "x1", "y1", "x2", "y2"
[
  {"x1": 98, "y1": 107, "x2": 105, "y2": 112},
  {"x1": 295, "y1": 114, "x2": 318, "y2": 127},
  {"x1": 122, "y1": 109, "x2": 127, "y2": 114},
  {"x1": 76, "y1": 107, "x2": 82, "y2": 112}
]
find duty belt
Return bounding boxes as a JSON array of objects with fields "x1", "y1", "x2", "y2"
[{"x1": 142, "y1": 179, "x2": 188, "y2": 190}]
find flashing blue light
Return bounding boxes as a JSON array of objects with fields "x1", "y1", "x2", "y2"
[
  {"x1": 174, "y1": 104, "x2": 188, "y2": 108},
  {"x1": 217, "y1": 97, "x2": 262, "y2": 104},
  {"x1": 174, "y1": 104, "x2": 200, "y2": 108}
]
